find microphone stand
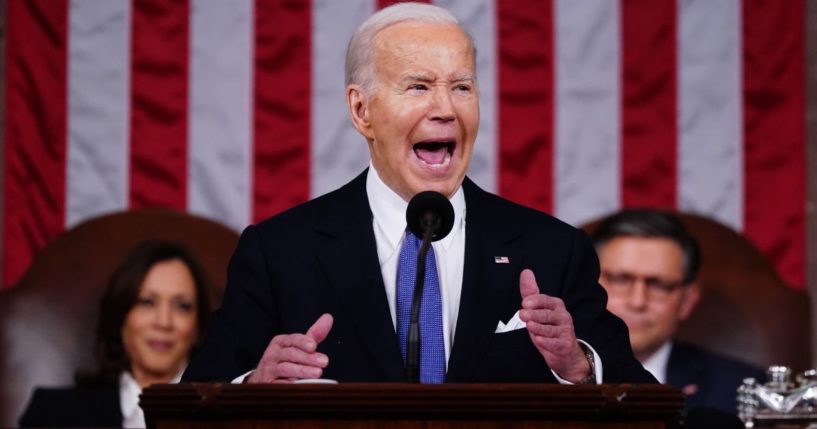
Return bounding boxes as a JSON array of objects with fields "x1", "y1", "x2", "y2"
[
  {"x1": 403, "y1": 191, "x2": 453, "y2": 383},
  {"x1": 405, "y1": 218, "x2": 435, "y2": 383}
]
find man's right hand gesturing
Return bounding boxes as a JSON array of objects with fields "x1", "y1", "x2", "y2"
[{"x1": 246, "y1": 313, "x2": 334, "y2": 383}]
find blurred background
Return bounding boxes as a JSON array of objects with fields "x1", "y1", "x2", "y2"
[{"x1": 0, "y1": 0, "x2": 816, "y2": 412}]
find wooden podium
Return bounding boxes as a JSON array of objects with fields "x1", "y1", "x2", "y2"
[{"x1": 141, "y1": 383, "x2": 682, "y2": 429}]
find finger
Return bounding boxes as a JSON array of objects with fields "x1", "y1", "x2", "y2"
[
  {"x1": 519, "y1": 269, "x2": 539, "y2": 300},
  {"x1": 275, "y1": 346, "x2": 329, "y2": 368},
  {"x1": 522, "y1": 294, "x2": 565, "y2": 311},
  {"x1": 526, "y1": 321, "x2": 573, "y2": 339},
  {"x1": 272, "y1": 333, "x2": 319, "y2": 353},
  {"x1": 275, "y1": 361, "x2": 324, "y2": 380},
  {"x1": 306, "y1": 313, "x2": 334, "y2": 344},
  {"x1": 520, "y1": 308, "x2": 571, "y2": 326}
]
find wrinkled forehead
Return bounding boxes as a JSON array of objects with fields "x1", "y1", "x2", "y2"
[{"x1": 371, "y1": 21, "x2": 476, "y2": 67}]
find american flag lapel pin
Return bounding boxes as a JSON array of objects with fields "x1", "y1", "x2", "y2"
[{"x1": 494, "y1": 256, "x2": 510, "y2": 264}]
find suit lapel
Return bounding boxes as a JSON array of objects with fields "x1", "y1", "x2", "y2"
[
  {"x1": 314, "y1": 172, "x2": 404, "y2": 381},
  {"x1": 447, "y1": 179, "x2": 523, "y2": 381},
  {"x1": 666, "y1": 343, "x2": 705, "y2": 394}
]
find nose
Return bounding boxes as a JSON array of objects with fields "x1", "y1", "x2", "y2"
[
  {"x1": 625, "y1": 280, "x2": 649, "y2": 310},
  {"x1": 429, "y1": 87, "x2": 455, "y2": 123},
  {"x1": 154, "y1": 302, "x2": 173, "y2": 329}
]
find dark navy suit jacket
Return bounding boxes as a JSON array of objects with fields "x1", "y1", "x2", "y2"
[
  {"x1": 667, "y1": 342, "x2": 766, "y2": 414},
  {"x1": 183, "y1": 171, "x2": 655, "y2": 384},
  {"x1": 19, "y1": 385, "x2": 121, "y2": 428}
]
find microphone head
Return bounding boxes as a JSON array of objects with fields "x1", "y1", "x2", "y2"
[{"x1": 406, "y1": 191, "x2": 455, "y2": 242}]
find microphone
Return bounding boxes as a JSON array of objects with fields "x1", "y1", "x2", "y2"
[{"x1": 404, "y1": 191, "x2": 455, "y2": 383}]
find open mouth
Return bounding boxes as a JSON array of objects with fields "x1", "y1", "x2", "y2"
[{"x1": 413, "y1": 140, "x2": 454, "y2": 167}]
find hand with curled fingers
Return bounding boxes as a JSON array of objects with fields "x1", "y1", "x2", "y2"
[
  {"x1": 517, "y1": 269, "x2": 591, "y2": 383},
  {"x1": 246, "y1": 313, "x2": 334, "y2": 383}
]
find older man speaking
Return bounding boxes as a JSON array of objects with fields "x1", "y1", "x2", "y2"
[{"x1": 183, "y1": 2, "x2": 653, "y2": 385}]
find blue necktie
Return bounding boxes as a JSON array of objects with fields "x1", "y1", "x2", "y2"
[{"x1": 396, "y1": 231, "x2": 445, "y2": 383}]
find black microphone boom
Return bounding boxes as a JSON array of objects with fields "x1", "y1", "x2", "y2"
[{"x1": 403, "y1": 191, "x2": 455, "y2": 383}]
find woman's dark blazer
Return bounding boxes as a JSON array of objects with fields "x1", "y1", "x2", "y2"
[{"x1": 19, "y1": 385, "x2": 122, "y2": 428}]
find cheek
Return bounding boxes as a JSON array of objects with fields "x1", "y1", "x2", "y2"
[
  {"x1": 121, "y1": 312, "x2": 145, "y2": 352},
  {"x1": 375, "y1": 100, "x2": 415, "y2": 130},
  {"x1": 392, "y1": 100, "x2": 432, "y2": 131},
  {"x1": 604, "y1": 296, "x2": 628, "y2": 314},
  {"x1": 456, "y1": 99, "x2": 479, "y2": 127},
  {"x1": 653, "y1": 306, "x2": 683, "y2": 329},
  {"x1": 175, "y1": 315, "x2": 199, "y2": 346}
]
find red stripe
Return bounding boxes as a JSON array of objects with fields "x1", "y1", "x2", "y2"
[
  {"x1": 742, "y1": 0, "x2": 806, "y2": 288},
  {"x1": 2, "y1": 0, "x2": 69, "y2": 288},
  {"x1": 129, "y1": 0, "x2": 189, "y2": 210},
  {"x1": 620, "y1": 0, "x2": 677, "y2": 209},
  {"x1": 497, "y1": 0, "x2": 554, "y2": 214},
  {"x1": 252, "y1": 0, "x2": 311, "y2": 222}
]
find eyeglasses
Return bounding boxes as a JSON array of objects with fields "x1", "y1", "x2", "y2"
[{"x1": 600, "y1": 270, "x2": 687, "y2": 301}]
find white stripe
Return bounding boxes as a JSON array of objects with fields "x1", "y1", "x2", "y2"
[
  {"x1": 188, "y1": 0, "x2": 254, "y2": 232},
  {"x1": 311, "y1": 0, "x2": 375, "y2": 198},
  {"x1": 65, "y1": 0, "x2": 131, "y2": 227},
  {"x1": 677, "y1": 0, "x2": 743, "y2": 230},
  {"x1": 437, "y1": 0, "x2": 498, "y2": 193},
  {"x1": 554, "y1": 0, "x2": 621, "y2": 226}
]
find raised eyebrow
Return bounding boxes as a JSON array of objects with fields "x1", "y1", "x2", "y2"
[
  {"x1": 171, "y1": 292, "x2": 196, "y2": 301},
  {"x1": 451, "y1": 74, "x2": 476, "y2": 84},
  {"x1": 402, "y1": 74, "x2": 434, "y2": 84}
]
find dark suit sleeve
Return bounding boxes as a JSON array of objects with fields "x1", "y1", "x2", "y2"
[
  {"x1": 19, "y1": 387, "x2": 121, "y2": 428},
  {"x1": 183, "y1": 225, "x2": 280, "y2": 382},
  {"x1": 553, "y1": 229, "x2": 656, "y2": 383}
]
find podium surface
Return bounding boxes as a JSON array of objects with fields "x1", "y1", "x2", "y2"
[{"x1": 141, "y1": 383, "x2": 682, "y2": 429}]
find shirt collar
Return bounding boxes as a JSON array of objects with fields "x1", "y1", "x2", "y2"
[
  {"x1": 119, "y1": 368, "x2": 185, "y2": 419},
  {"x1": 366, "y1": 162, "x2": 465, "y2": 252},
  {"x1": 119, "y1": 371, "x2": 142, "y2": 425},
  {"x1": 641, "y1": 341, "x2": 673, "y2": 384}
]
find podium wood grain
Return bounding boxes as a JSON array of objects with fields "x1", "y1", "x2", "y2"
[{"x1": 141, "y1": 383, "x2": 682, "y2": 429}]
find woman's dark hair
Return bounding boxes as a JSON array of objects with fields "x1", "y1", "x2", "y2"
[
  {"x1": 77, "y1": 241, "x2": 213, "y2": 385},
  {"x1": 589, "y1": 209, "x2": 701, "y2": 285}
]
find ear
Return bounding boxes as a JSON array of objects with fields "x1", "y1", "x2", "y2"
[
  {"x1": 347, "y1": 84, "x2": 374, "y2": 140},
  {"x1": 677, "y1": 282, "x2": 701, "y2": 321}
]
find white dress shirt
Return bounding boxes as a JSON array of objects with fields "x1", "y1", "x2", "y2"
[
  {"x1": 119, "y1": 369, "x2": 183, "y2": 428},
  {"x1": 641, "y1": 341, "x2": 673, "y2": 384}
]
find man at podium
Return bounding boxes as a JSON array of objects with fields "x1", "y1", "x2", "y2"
[{"x1": 183, "y1": 2, "x2": 655, "y2": 386}]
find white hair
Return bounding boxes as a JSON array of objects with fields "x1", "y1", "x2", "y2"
[{"x1": 344, "y1": 2, "x2": 475, "y2": 91}]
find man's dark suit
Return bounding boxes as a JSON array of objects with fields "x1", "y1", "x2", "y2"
[
  {"x1": 19, "y1": 386, "x2": 121, "y2": 428},
  {"x1": 183, "y1": 171, "x2": 655, "y2": 383},
  {"x1": 667, "y1": 342, "x2": 766, "y2": 414}
]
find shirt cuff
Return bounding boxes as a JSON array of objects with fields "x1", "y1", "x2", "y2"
[{"x1": 550, "y1": 339, "x2": 603, "y2": 384}]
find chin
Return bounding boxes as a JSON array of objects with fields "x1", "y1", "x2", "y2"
[
  {"x1": 412, "y1": 184, "x2": 455, "y2": 199},
  {"x1": 417, "y1": 175, "x2": 462, "y2": 195},
  {"x1": 144, "y1": 361, "x2": 182, "y2": 376}
]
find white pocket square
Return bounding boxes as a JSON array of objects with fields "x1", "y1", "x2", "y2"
[{"x1": 495, "y1": 310, "x2": 526, "y2": 333}]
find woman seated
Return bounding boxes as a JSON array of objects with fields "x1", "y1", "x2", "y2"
[{"x1": 19, "y1": 241, "x2": 213, "y2": 428}]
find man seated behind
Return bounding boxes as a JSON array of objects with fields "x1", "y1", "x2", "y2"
[{"x1": 590, "y1": 209, "x2": 765, "y2": 413}]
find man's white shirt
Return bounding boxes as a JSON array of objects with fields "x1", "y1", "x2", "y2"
[{"x1": 640, "y1": 341, "x2": 672, "y2": 384}]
